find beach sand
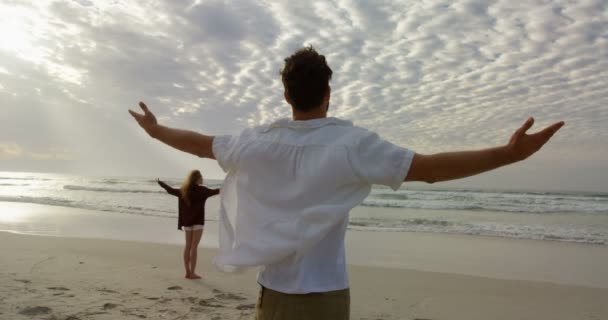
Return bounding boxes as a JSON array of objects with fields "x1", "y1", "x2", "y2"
[{"x1": 1, "y1": 202, "x2": 608, "y2": 319}]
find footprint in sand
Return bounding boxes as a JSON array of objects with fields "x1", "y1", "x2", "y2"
[
  {"x1": 215, "y1": 292, "x2": 246, "y2": 301},
  {"x1": 84, "y1": 311, "x2": 108, "y2": 316},
  {"x1": 167, "y1": 286, "x2": 182, "y2": 290},
  {"x1": 190, "y1": 306, "x2": 207, "y2": 312},
  {"x1": 47, "y1": 286, "x2": 70, "y2": 294},
  {"x1": 198, "y1": 298, "x2": 224, "y2": 308},
  {"x1": 182, "y1": 297, "x2": 197, "y2": 304},
  {"x1": 14, "y1": 279, "x2": 31, "y2": 284},
  {"x1": 18, "y1": 306, "x2": 52, "y2": 316},
  {"x1": 97, "y1": 288, "x2": 118, "y2": 294},
  {"x1": 121, "y1": 309, "x2": 147, "y2": 318},
  {"x1": 236, "y1": 304, "x2": 255, "y2": 310},
  {"x1": 103, "y1": 303, "x2": 120, "y2": 310},
  {"x1": 158, "y1": 309, "x2": 178, "y2": 316}
]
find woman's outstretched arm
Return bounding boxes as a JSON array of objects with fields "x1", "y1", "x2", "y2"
[
  {"x1": 157, "y1": 179, "x2": 180, "y2": 197},
  {"x1": 201, "y1": 187, "x2": 220, "y2": 199}
]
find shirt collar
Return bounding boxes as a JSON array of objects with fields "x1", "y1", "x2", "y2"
[{"x1": 260, "y1": 117, "x2": 353, "y2": 132}]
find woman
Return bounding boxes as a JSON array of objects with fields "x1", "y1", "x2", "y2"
[{"x1": 157, "y1": 170, "x2": 219, "y2": 279}]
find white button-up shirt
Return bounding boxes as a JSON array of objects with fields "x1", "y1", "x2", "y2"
[{"x1": 212, "y1": 117, "x2": 414, "y2": 294}]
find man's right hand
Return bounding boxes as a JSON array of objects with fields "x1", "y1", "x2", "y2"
[{"x1": 129, "y1": 101, "x2": 159, "y2": 137}]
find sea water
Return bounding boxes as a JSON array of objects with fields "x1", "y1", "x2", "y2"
[{"x1": 1, "y1": 171, "x2": 606, "y2": 245}]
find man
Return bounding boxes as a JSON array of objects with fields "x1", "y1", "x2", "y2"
[{"x1": 129, "y1": 46, "x2": 564, "y2": 320}]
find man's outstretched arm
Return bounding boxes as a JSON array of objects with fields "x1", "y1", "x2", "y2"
[
  {"x1": 128, "y1": 102, "x2": 215, "y2": 159},
  {"x1": 405, "y1": 117, "x2": 565, "y2": 183}
]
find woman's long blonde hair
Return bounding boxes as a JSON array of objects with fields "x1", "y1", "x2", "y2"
[{"x1": 180, "y1": 170, "x2": 202, "y2": 205}]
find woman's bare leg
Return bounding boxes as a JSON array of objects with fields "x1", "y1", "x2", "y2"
[
  {"x1": 188, "y1": 229, "x2": 203, "y2": 279},
  {"x1": 184, "y1": 230, "x2": 193, "y2": 278}
]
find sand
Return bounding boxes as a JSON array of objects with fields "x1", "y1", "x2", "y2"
[
  {"x1": 1, "y1": 232, "x2": 608, "y2": 320},
  {"x1": 1, "y1": 202, "x2": 608, "y2": 319}
]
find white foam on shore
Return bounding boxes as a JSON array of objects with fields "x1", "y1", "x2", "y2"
[{"x1": 2, "y1": 172, "x2": 607, "y2": 246}]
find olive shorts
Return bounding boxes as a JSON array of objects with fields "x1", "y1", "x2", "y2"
[{"x1": 255, "y1": 286, "x2": 350, "y2": 320}]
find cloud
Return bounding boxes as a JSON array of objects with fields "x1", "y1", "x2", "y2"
[
  {"x1": 0, "y1": 142, "x2": 71, "y2": 160},
  {"x1": 0, "y1": 143, "x2": 22, "y2": 159},
  {"x1": 1, "y1": 0, "x2": 607, "y2": 190}
]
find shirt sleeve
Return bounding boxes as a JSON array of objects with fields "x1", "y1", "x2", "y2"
[
  {"x1": 158, "y1": 180, "x2": 180, "y2": 197},
  {"x1": 202, "y1": 187, "x2": 220, "y2": 197},
  {"x1": 349, "y1": 131, "x2": 415, "y2": 190},
  {"x1": 212, "y1": 135, "x2": 240, "y2": 173}
]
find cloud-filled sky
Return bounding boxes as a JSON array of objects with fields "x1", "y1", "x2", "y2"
[{"x1": 0, "y1": 0, "x2": 607, "y2": 192}]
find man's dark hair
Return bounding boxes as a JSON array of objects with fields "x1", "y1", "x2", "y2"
[{"x1": 281, "y1": 46, "x2": 333, "y2": 112}]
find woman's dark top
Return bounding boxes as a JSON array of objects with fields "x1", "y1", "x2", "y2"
[{"x1": 158, "y1": 180, "x2": 220, "y2": 230}]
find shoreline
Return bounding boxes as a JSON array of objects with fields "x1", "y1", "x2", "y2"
[
  {"x1": 2, "y1": 201, "x2": 608, "y2": 289},
  {"x1": 3, "y1": 200, "x2": 606, "y2": 246}
]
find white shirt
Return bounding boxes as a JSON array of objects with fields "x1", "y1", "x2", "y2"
[{"x1": 212, "y1": 117, "x2": 414, "y2": 294}]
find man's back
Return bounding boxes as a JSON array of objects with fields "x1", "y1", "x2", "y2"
[{"x1": 213, "y1": 116, "x2": 414, "y2": 293}]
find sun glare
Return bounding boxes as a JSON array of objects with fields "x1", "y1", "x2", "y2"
[
  {"x1": 0, "y1": 3, "x2": 86, "y2": 86},
  {"x1": 0, "y1": 202, "x2": 32, "y2": 223},
  {"x1": 0, "y1": 4, "x2": 47, "y2": 64}
]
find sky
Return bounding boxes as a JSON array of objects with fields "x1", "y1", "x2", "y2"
[{"x1": 0, "y1": 0, "x2": 607, "y2": 192}]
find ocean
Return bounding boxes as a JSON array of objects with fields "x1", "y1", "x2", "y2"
[{"x1": 1, "y1": 171, "x2": 607, "y2": 245}]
